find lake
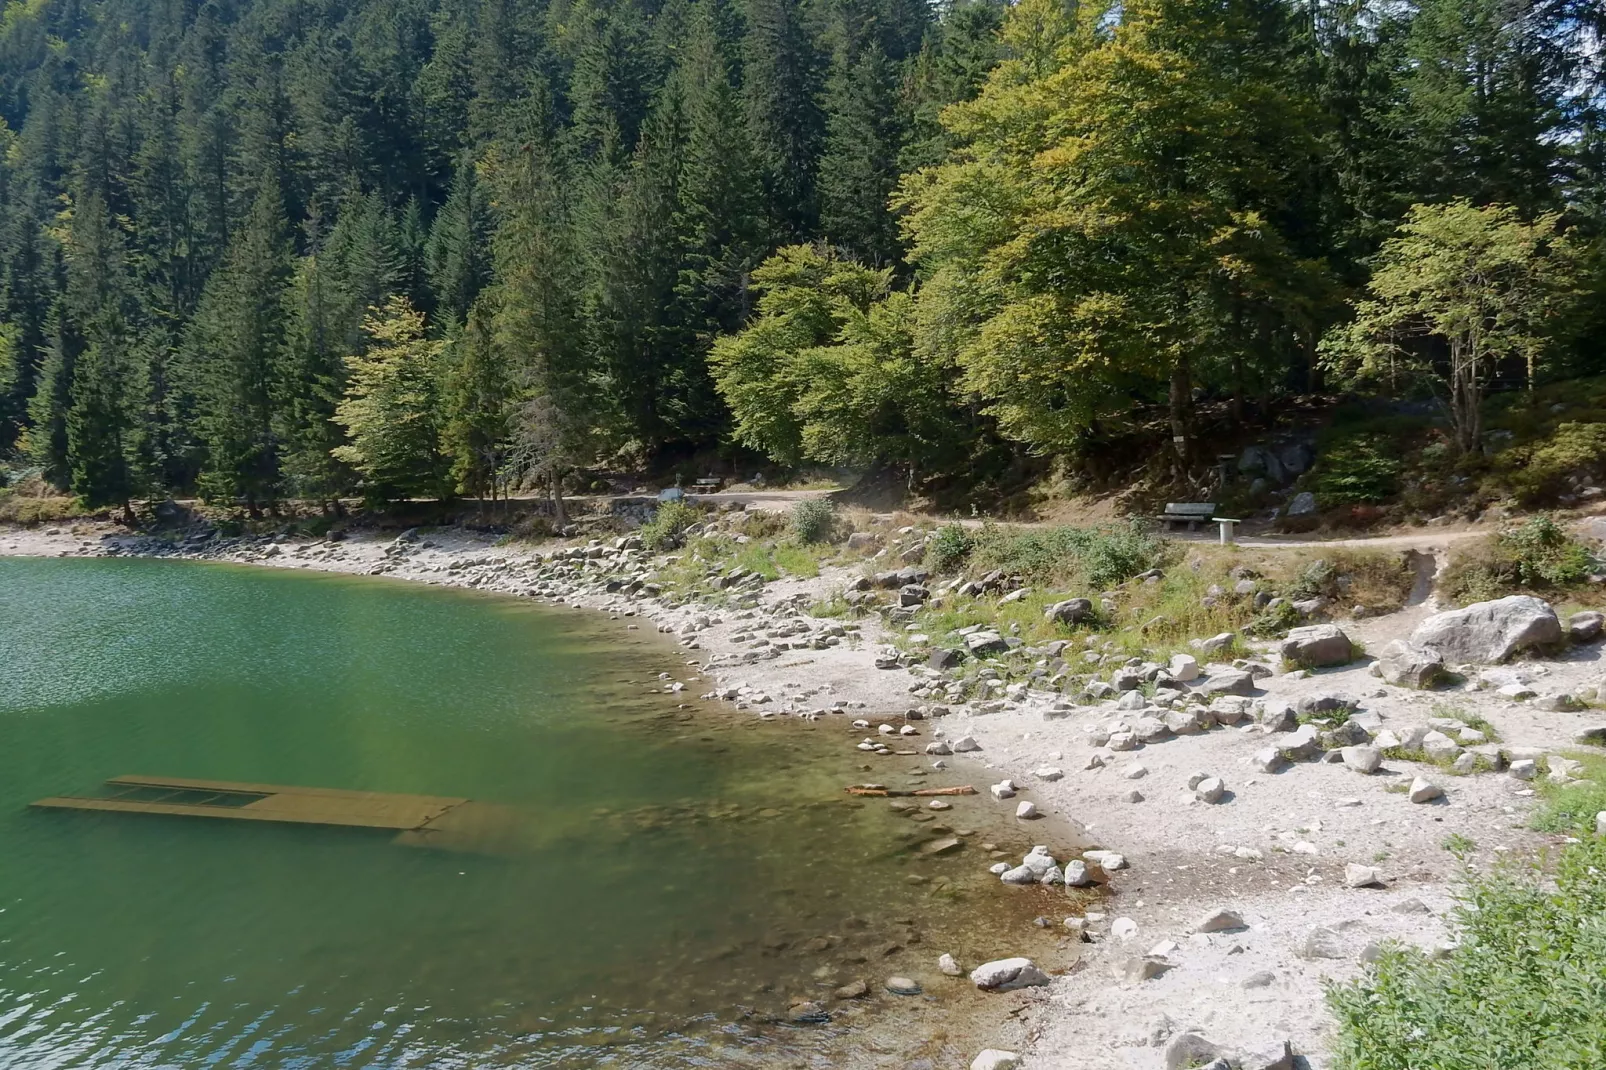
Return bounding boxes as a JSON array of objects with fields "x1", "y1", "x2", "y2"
[{"x1": 0, "y1": 556, "x2": 1075, "y2": 1068}]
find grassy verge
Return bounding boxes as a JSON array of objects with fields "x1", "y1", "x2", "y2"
[
  {"x1": 1531, "y1": 753, "x2": 1606, "y2": 836},
  {"x1": 1326, "y1": 829, "x2": 1606, "y2": 1069},
  {"x1": 888, "y1": 523, "x2": 1414, "y2": 660}
]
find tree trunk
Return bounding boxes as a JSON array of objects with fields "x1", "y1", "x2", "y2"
[
  {"x1": 552, "y1": 472, "x2": 567, "y2": 529},
  {"x1": 1168, "y1": 354, "x2": 1191, "y2": 464}
]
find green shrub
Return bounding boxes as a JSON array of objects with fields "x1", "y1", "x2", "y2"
[
  {"x1": 967, "y1": 521, "x2": 1162, "y2": 589},
  {"x1": 1512, "y1": 422, "x2": 1606, "y2": 503},
  {"x1": 1442, "y1": 515, "x2": 1598, "y2": 604},
  {"x1": 1326, "y1": 835, "x2": 1606, "y2": 1069},
  {"x1": 1502, "y1": 515, "x2": 1595, "y2": 588},
  {"x1": 789, "y1": 498, "x2": 836, "y2": 544},
  {"x1": 926, "y1": 523, "x2": 975, "y2": 573},
  {"x1": 639, "y1": 499, "x2": 701, "y2": 551},
  {"x1": 1308, "y1": 431, "x2": 1404, "y2": 505}
]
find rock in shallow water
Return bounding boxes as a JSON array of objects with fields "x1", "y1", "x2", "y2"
[{"x1": 968, "y1": 957, "x2": 1050, "y2": 991}]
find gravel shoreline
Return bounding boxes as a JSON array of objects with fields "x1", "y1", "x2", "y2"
[{"x1": 7, "y1": 519, "x2": 1605, "y2": 1070}]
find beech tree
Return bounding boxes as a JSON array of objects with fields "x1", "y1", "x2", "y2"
[
  {"x1": 1320, "y1": 201, "x2": 1582, "y2": 453},
  {"x1": 331, "y1": 296, "x2": 450, "y2": 501}
]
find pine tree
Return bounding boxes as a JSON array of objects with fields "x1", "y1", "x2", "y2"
[
  {"x1": 441, "y1": 300, "x2": 513, "y2": 499},
  {"x1": 817, "y1": 41, "x2": 903, "y2": 266},
  {"x1": 427, "y1": 154, "x2": 494, "y2": 329},
  {"x1": 185, "y1": 183, "x2": 293, "y2": 508},
  {"x1": 62, "y1": 190, "x2": 143, "y2": 510},
  {"x1": 740, "y1": 0, "x2": 823, "y2": 242},
  {"x1": 279, "y1": 226, "x2": 356, "y2": 502}
]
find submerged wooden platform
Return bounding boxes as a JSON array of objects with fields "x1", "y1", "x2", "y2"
[{"x1": 33, "y1": 775, "x2": 469, "y2": 832}]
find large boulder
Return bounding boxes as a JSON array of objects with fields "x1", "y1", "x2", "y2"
[
  {"x1": 1045, "y1": 598, "x2": 1094, "y2": 625},
  {"x1": 1197, "y1": 669, "x2": 1257, "y2": 697},
  {"x1": 1375, "y1": 640, "x2": 1445, "y2": 688},
  {"x1": 1409, "y1": 596, "x2": 1562, "y2": 664},
  {"x1": 1569, "y1": 610, "x2": 1604, "y2": 643},
  {"x1": 1279, "y1": 624, "x2": 1355, "y2": 668}
]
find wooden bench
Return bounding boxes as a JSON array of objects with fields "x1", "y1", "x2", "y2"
[
  {"x1": 692, "y1": 477, "x2": 723, "y2": 492},
  {"x1": 1158, "y1": 502, "x2": 1217, "y2": 533}
]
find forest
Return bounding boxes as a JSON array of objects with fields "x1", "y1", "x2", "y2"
[{"x1": 0, "y1": 0, "x2": 1602, "y2": 510}]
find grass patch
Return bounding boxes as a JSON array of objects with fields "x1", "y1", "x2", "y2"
[
  {"x1": 1532, "y1": 754, "x2": 1606, "y2": 835},
  {"x1": 1325, "y1": 835, "x2": 1606, "y2": 1069}
]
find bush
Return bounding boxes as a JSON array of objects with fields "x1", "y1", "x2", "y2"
[
  {"x1": 926, "y1": 523, "x2": 974, "y2": 573},
  {"x1": 1442, "y1": 515, "x2": 1597, "y2": 603},
  {"x1": 1326, "y1": 834, "x2": 1606, "y2": 1069},
  {"x1": 967, "y1": 521, "x2": 1163, "y2": 589},
  {"x1": 639, "y1": 499, "x2": 701, "y2": 551},
  {"x1": 789, "y1": 498, "x2": 836, "y2": 544},
  {"x1": 1307, "y1": 431, "x2": 1404, "y2": 505},
  {"x1": 1512, "y1": 422, "x2": 1606, "y2": 504}
]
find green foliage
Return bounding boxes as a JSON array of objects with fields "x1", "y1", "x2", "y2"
[
  {"x1": 1512, "y1": 422, "x2": 1606, "y2": 504},
  {"x1": 1326, "y1": 835, "x2": 1606, "y2": 1070},
  {"x1": 1443, "y1": 516, "x2": 1598, "y2": 603},
  {"x1": 1532, "y1": 757, "x2": 1606, "y2": 835},
  {"x1": 967, "y1": 521, "x2": 1162, "y2": 590},
  {"x1": 926, "y1": 523, "x2": 974, "y2": 574},
  {"x1": 710, "y1": 245, "x2": 972, "y2": 474},
  {"x1": 898, "y1": 0, "x2": 1329, "y2": 455},
  {"x1": 331, "y1": 297, "x2": 450, "y2": 503},
  {"x1": 639, "y1": 499, "x2": 701, "y2": 552},
  {"x1": 1307, "y1": 432, "x2": 1403, "y2": 505},
  {"x1": 1321, "y1": 201, "x2": 1585, "y2": 453},
  {"x1": 788, "y1": 497, "x2": 836, "y2": 544}
]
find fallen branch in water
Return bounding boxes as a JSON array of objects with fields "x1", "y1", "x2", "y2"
[{"x1": 846, "y1": 785, "x2": 977, "y2": 797}]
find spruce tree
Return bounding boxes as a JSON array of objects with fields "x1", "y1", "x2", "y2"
[
  {"x1": 427, "y1": 154, "x2": 494, "y2": 329},
  {"x1": 62, "y1": 190, "x2": 143, "y2": 510},
  {"x1": 185, "y1": 183, "x2": 293, "y2": 508},
  {"x1": 818, "y1": 41, "x2": 904, "y2": 266},
  {"x1": 740, "y1": 0, "x2": 823, "y2": 242}
]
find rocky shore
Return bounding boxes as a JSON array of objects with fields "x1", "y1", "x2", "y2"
[{"x1": 6, "y1": 517, "x2": 1604, "y2": 1070}]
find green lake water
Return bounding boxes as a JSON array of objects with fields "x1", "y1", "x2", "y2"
[{"x1": 0, "y1": 557, "x2": 1072, "y2": 1068}]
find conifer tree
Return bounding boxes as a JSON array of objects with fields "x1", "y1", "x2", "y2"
[
  {"x1": 185, "y1": 183, "x2": 294, "y2": 508},
  {"x1": 441, "y1": 300, "x2": 513, "y2": 499},
  {"x1": 63, "y1": 190, "x2": 144, "y2": 510},
  {"x1": 818, "y1": 41, "x2": 903, "y2": 266},
  {"x1": 427, "y1": 154, "x2": 494, "y2": 329},
  {"x1": 740, "y1": 0, "x2": 823, "y2": 242}
]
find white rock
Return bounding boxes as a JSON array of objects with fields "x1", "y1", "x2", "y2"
[
  {"x1": 1111, "y1": 917, "x2": 1138, "y2": 940},
  {"x1": 1122, "y1": 763, "x2": 1148, "y2": 780},
  {"x1": 969, "y1": 958, "x2": 1051, "y2": 991},
  {"x1": 1253, "y1": 747, "x2": 1285, "y2": 773},
  {"x1": 1509, "y1": 758, "x2": 1537, "y2": 781},
  {"x1": 1020, "y1": 845, "x2": 1057, "y2": 876},
  {"x1": 990, "y1": 781, "x2": 1017, "y2": 800},
  {"x1": 952, "y1": 735, "x2": 981, "y2": 752},
  {"x1": 1195, "y1": 777, "x2": 1227, "y2": 803},
  {"x1": 1341, "y1": 745, "x2": 1382, "y2": 774},
  {"x1": 1034, "y1": 766, "x2": 1065, "y2": 781},
  {"x1": 1084, "y1": 849, "x2": 1127, "y2": 870},
  {"x1": 939, "y1": 952, "x2": 963, "y2": 976},
  {"x1": 1193, "y1": 908, "x2": 1246, "y2": 933},
  {"x1": 1062, "y1": 859, "x2": 1096, "y2": 887},
  {"x1": 989, "y1": 862, "x2": 1009, "y2": 875},
  {"x1": 1344, "y1": 863, "x2": 1384, "y2": 888},
  {"x1": 1421, "y1": 730, "x2": 1462, "y2": 762},
  {"x1": 970, "y1": 1050, "x2": 1021, "y2": 1070},
  {"x1": 1410, "y1": 595, "x2": 1562, "y2": 664},
  {"x1": 1597, "y1": 812, "x2": 1606, "y2": 837},
  {"x1": 1015, "y1": 800, "x2": 1038, "y2": 820},
  {"x1": 1408, "y1": 776, "x2": 1443, "y2": 803},
  {"x1": 1168, "y1": 653, "x2": 1201, "y2": 682}
]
